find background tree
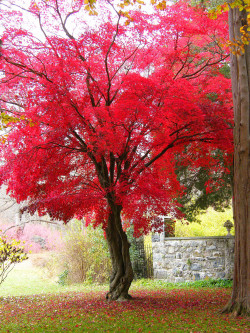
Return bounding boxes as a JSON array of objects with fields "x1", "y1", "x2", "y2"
[
  {"x1": 161, "y1": 1, "x2": 234, "y2": 223},
  {"x1": 171, "y1": 0, "x2": 249, "y2": 316},
  {"x1": 221, "y1": 0, "x2": 250, "y2": 316},
  {"x1": 175, "y1": 148, "x2": 233, "y2": 222},
  {"x1": 0, "y1": 0, "x2": 232, "y2": 300}
]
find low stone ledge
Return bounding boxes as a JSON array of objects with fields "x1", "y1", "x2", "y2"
[{"x1": 160, "y1": 235, "x2": 234, "y2": 241}]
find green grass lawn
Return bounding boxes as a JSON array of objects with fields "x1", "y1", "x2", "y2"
[
  {"x1": 0, "y1": 258, "x2": 106, "y2": 297},
  {"x1": 0, "y1": 260, "x2": 249, "y2": 332}
]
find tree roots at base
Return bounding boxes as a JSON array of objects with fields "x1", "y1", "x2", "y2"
[{"x1": 220, "y1": 300, "x2": 250, "y2": 317}]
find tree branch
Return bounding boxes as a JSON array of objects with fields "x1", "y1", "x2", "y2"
[
  {"x1": 2, "y1": 220, "x2": 60, "y2": 234},
  {"x1": 4, "y1": 57, "x2": 53, "y2": 83},
  {"x1": 104, "y1": 13, "x2": 121, "y2": 105}
]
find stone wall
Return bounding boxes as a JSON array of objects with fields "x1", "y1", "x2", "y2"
[{"x1": 152, "y1": 236, "x2": 234, "y2": 282}]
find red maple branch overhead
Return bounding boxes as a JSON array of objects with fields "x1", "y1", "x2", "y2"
[{"x1": 0, "y1": 1, "x2": 233, "y2": 235}]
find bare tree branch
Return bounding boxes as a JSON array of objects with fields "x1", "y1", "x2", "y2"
[{"x1": 2, "y1": 220, "x2": 60, "y2": 234}]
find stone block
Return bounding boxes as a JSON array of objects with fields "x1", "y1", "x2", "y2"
[
  {"x1": 193, "y1": 257, "x2": 205, "y2": 261},
  {"x1": 180, "y1": 245, "x2": 186, "y2": 252},
  {"x1": 213, "y1": 252, "x2": 223, "y2": 257},
  {"x1": 206, "y1": 257, "x2": 216, "y2": 261},
  {"x1": 193, "y1": 250, "x2": 202, "y2": 256},
  {"x1": 162, "y1": 263, "x2": 171, "y2": 270},
  {"x1": 154, "y1": 270, "x2": 168, "y2": 279},
  {"x1": 199, "y1": 272, "x2": 207, "y2": 280},
  {"x1": 163, "y1": 254, "x2": 175, "y2": 259},
  {"x1": 191, "y1": 263, "x2": 201, "y2": 271},
  {"x1": 182, "y1": 264, "x2": 188, "y2": 271},
  {"x1": 175, "y1": 277, "x2": 185, "y2": 283},
  {"x1": 207, "y1": 245, "x2": 217, "y2": 251},
  {"x1": 153, "y1": 253, "x2": 162, "y2": 261},
  {"x1": 168, "y1": 247, "x2": 175, "y2": 254},
  {"x1": 152, "y1": 246, "x2": 160, "y2": 254},
  {"x1": 216, "y1": 272, "x2": 226, "y2": 279},
  {"x1": 190, "y1": 241, "x2": 202, "y2": 247},
  {"x1": 186, "y1": 247, "x2": 193, "y2": 253},
  {"x1": 181, "y1": 241, "x2": 192, "y2": 247},
  {"x1": 155, "y1": 261, "x2": 163, "y2": 269},
  {"x1": 173, "y1": 268, "x2": 183, "y2": 277}
]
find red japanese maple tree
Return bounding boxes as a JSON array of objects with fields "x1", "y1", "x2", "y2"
[{"x1": 0, "y1": 0, "x2": 232, "y2": 299}]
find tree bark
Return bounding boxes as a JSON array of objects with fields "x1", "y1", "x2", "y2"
[
  {"x1": 105, "y1": 204, "x2": 134, "y2": 301},
  {"x1": 222, "y1": 4, "x2": 250, "y2": 316}
]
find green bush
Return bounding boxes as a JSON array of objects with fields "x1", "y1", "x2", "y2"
[
  {"x1": 55, "y1": 222, "x2": 111, "y2": 285},
  {"x1": 57, "y1": 269, "x2": 69, "y2": 286},
  {"x1": 179, "y1": 279, "x2": 233, "y2": 288},
  {"x1": 132, "y1": 278, "x2": 233, "y2": 289}
]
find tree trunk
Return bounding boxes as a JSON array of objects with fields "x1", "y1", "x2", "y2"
[
  {"x1": 105, "y1": 204, "x2": 134, "y2": 301},
  {"x1": 222, "y1": 4, "x2": 250, "y2": 316}
]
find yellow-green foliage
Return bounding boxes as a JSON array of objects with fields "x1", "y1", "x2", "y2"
[
  {"x1": 144, "y1": 234, "x2": 152, "y2": 247},
  {"x1": 0, "y1": 113, "x2": 20, "y2": 127},
  {"x1": 175, "y1": 207, "x2": 234, "y2": 237},
  {"x1": 0, "y1": 234, "x2": 28, "y2": 285},
  {"x1": 53, "y1": 222, "x2": 111, "y2": 285}
]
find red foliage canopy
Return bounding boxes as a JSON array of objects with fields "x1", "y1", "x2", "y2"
[{"x1": 0, "y1": 1, "x2": 233, "y2": 236}]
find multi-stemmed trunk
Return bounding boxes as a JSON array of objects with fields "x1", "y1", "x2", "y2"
[
  {"x1": 105, "y1": 203, "x2": 134, "y2": 301},
  {"x1": 222, "y1": 4, "x2": 250, "y2": 316}
]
